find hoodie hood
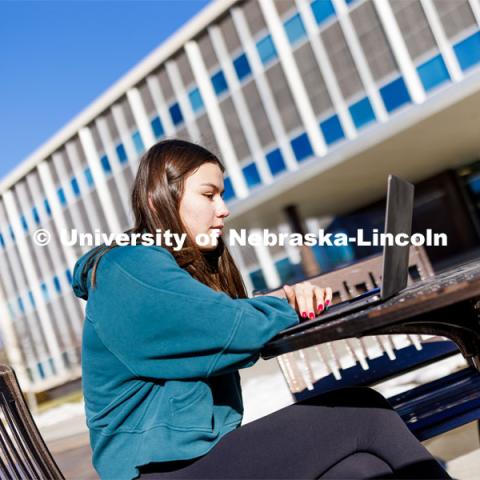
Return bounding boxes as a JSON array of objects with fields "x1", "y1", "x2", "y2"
[{"x1": 72, "y1": 246, "x2": 106, "y2": 300}]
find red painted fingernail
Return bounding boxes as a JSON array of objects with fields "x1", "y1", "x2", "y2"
[
  {"x1": 325, "y1": 300, "x2": 331, "y2": 307},
  {"x1": 317, "y1": 304, "x2": 324, "y2": 312},
  {"x1": 301, "y1": 311, "x2": 307, "y2": 318},
  {"x1": 309, "y1": 312, "x2": 314, "y2": 318}
]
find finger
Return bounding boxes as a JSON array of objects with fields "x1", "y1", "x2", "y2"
[
  {"x1": 325, "y1": 287, "x2": 333, "y2": 309},
  {"x1": 282, "y1": 284, "x2": 296, "y2": 309},
  {"x1": 303, "y1": 282, "x2": 315, "y2": 319},
  {"x1": 294, "y1": 283, "x2": 308, "y2": 320},
  {"x1": 314, "y1": 286, "x2": 326, "y2": 314}
]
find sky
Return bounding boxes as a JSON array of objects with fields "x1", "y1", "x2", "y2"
[{"x1": 0, "y1": 0, "x2": 211, "y2": 183}]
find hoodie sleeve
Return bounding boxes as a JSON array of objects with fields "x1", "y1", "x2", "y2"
[{"x1": 84, "y1": 245, "x2": 299, "y2": 380}]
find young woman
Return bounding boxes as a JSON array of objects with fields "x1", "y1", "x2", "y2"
[{"x1": 73, "y1": 139, "x2": 449, "y2": 480}]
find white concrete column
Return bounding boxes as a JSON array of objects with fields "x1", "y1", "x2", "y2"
[
  {"x1": 295, "y1": 0, "x2": 357, "y2": 139},
  {"x1": 250, "y1": 228, "x2": 281, "y2": 288},
  {"x1": 165, "y1": 61, "x2": 201, "y2": 141},
  {"x1": 209, "y1": 25, "x2": 274, "y2": 185},
  {"x1": 258, "y1": 0, "x2": 327, "y2": 156},
  {"x1": 96, "y1": 116, "x2": 134, "y2": 223},
  {"x1": 332, "y1": 0, "x2": 388, "y2": 123},
  {"x1": 146, "y1": 75, "x2": 176, "y2": 136},
  {"x1": 373, "y1": 0, "x2": 426, "y2": 104},
  {"x1": 126, "y1": 88, "x2": 156, "y2": 149},
  {"x1": 185, "y1": 41, "x2": 249, "y2": 199},
  {"x1": 421, "y1": 0, "x2": 463, "y2": 82},
  {"x1": 231, "y1": 7, "x2": 298, "y2": 171},
  {"x1": 78, "y1": 127, "x2": 123, "y2": 234},
  {"x1": 3, "y1": 191, "x2": 66, "y2": 376}
]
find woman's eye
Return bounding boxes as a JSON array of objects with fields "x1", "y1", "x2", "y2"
[{"x1": 203, "y1": 193, "x2": 214, "y2": 199}]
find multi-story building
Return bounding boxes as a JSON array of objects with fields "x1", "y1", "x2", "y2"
[{"x1": 1, "y1": 0, "x2": 480, "y2": 393}]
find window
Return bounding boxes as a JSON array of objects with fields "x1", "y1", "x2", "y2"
[
  {"x1": 211, "y1": 70, "x2": 229, "y2": 96},
  {"x1": 8, "y1": 224, "x2": 15, "y2": 241},
  {"x1": 20, "y1": 215, "x2": 28, "y2": 232},
  {"x1": 37, "y1": 362, "x2": 45, "y2": 379},
  {"x1": 311, "y1": 0, "x2": 335, "y2": 25},
  {"x1": 233, "y1": 53, "x2": 252, "y2": 81},
  {"x1": 454, "y1": 31, "x2": 480, "y2": 71},
  {"x1": 256, "y1": 35, "x2": 277, "y2": 65},
  {"x1": 151, "y1": 116, "x2": 164, "y2": 139},
  {"x1": 223, "y1": 177, "x2": 236, "y2": 201},
  {"x1": 44, "y1": 198, "x2": 52, "y2": 217},
  {"x1": 132, "y1": 131, "x2": 145, "y2": 154},
  {"x1": 275, "y1": 257, "x2": 300, "y2": 284},
  {"x1": 188, "y1": 88, "x2": 204, "y2": 112},
  {"x1": 17, "y1": 297, "x2": 25, "y2": 314},
  {"x1": 242, "y1": 163, "x2": 262, "y2": 188},
  {"x1": 28, "y1": 291, "x2": 35, "y2": 308},
  {"x1": 41, "y1": 282, "x2": 49, "y2": 301},
  {"x1": 53, "y1": 275, "x2": 61, "y2": 294},
  {"x1": 169, "y1": 103, "x2": 184, "y2": 126},
  {"x1": 84, "y1": 167, "x2": 94, "y2": 188},
  {"x1": 100, "y1": 155, "x2": 112, "y2": 175},
  {"x1": 32, "y1": 206, "x2": 40, "y2": 225},
  {"x1": 0, "y1": 233, "x2": 4, "y2": 249},
  {"x1": 379, "y1": 77, "x2": 411, "y2": 112},
  {"x1": 291, "y1": 132, "x2": 314, "y2": 161},
  {"x1": 266, "y1": 148, "x2": 286, "y2": 175},
  {"x1": 57, "y1": 187, "x2": 67, "y2": 206},
  {"x1": 249, "y1": 268, "x2": 267, "y2": 291},
  {"x1": 349, "y1": 97, "x2": 376, "y2": 129},
  {"x1": 417, "y1": 55, "x2": 450, "y2": 92},
  {"x1": 320, "y1": 115, "x2": 345, "y2": 145},
  {"x1": 71, "y1": 177, "x2": 81, "y2": 197},
  {"x1": 65, "y1": 269, "x2": 73, "y2": 285},
  {"x1": 116, "y1": 143, "x2": 128, "y2": 164},
  {"x1": 284, "y1": 14, "x2": 306, "y2": 46}
]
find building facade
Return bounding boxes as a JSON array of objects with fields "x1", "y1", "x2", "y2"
[{"x1": 1, "y1": 0, "x2": 480, "y2": 392}]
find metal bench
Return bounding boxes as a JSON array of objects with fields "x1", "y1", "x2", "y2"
[{"x1": 0, "y1": 364, "x2": 64, "y2": 479}]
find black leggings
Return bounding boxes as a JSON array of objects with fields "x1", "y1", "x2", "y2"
[{"x1": 138, "y1": 387, "x2": 450, "y2": 479}]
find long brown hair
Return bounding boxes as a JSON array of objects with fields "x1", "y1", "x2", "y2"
[{"x1": 88, "y1": 139, "x2": 247, "y2": 299}]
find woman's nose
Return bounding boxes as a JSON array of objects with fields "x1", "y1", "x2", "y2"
[{"x1": 217, "y1": 200, "x2": 230, "y2": 218}]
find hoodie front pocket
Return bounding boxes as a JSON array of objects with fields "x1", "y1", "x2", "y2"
[{"x1": 168, "y1": 381, "x2": 214, "y2": 431}]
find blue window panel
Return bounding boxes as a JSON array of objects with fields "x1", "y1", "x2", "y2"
[
  {"x1": 57, "y1": 187, "x2": 67, "y2": 206},
  {"x1": 454, "y1": 31, "x2": 480, "y2": 71},
  {"x1": 49, "y1": 357, "x2": 56, "y2": 375},
  {"x1": 345, "y1": 0, "x2": 357, "y2": 4},
  {"x1": 32, "y1": 206, "x2": 40, "y2": 225},
  {"x1": 0, "y1": 233, "x2": 4, "y2": 249},
  {"x1": 188, "y1": 88, "x2": 204, "y2": 113},
  {"x1": 233, "y1": 53, "x2": 252, "y2": 81},
  {"x1": 250, "y1": 269, "x2": 267, "y2": 292},
  {"x1": 41, "y1": 282, "x2": 49, "y2": 301},
  {"x1": 37, "y1": 362, "x2": 45, "y2": 379},
  {"x1": 320, "y1": 115, "x2": 345, "y2": 145},
  {"x1": 169, "y1": 103, "x2": 184, "y2": 126},
  {"x1": 28, "y1": 291, "x2": 35, "y2": 308},
  {"x1": 53, "y1": 276, "x2": 61, "y2": 293},
  {"x1": 44, "y1": 198, "x2": 52, "y2": 217},
  {"x1": 284, "y1": 14, "x2": 307, "y2": 45},
  {"x1": 266, "y1": 148, "x2": 286, "y2": 175},
  {"x1": 8, "y1": 225, "x2": 15, "y2": 241},
  {"x1": 116, "y1": 143, "x2": 128, "y2": 164},
  {"x1": 100, "y1": 154, "x2": 112, "y2": 174},
  {"x1": 311, "y1": 0, "x2": 335, "y2": 25},
  {"x1": 417, "y1": 55, "x2": 450, "y2": 91},
  {"x1": 84, "y1": 167, "x2": 94, "y2": 188},
  {"x1": 275, "y1": 257, "x2": 295, "y2": 284},
  {"x1": 20, "y1": 215, "x2": 28, "y2": 232},
  {"x1": 242, "y1": 163, "x2": 262, "y2": 188},
  {"x1": 256, "y1": 35, "x2": 277, "y2": 65},
  {"x1": 349, "y1": 97, "x2": 376, "y2": 129},
  {"x1": 379, "y1": 77, "x2": 411, "y2": 112},
  {"x1": 211, "y1": 70, "x2": 229, "y2": 96},
  {"x1": 291, "y1": 132, "x2": 314, "y2": 161},
  {"x1": 132, "y1": 131, "x2": 145, "y2": 154},
  {"x1": 223, "y1": 177, "x2": 236, "y2": 201},
  {"x1": 17, "y1": 297, "x2": 25, "y2": 314},
  {"x1": 65, "y1": 268, "x2": 73, "y2": 285},
  {"x1": 71, "y1": 177, "x2": 81, "y2": 197}
]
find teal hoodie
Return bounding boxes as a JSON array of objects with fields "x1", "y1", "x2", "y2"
[{"x1": 72, "y1": 244, "x2": 299, "y2": 480}]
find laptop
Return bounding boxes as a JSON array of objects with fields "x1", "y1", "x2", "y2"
[{"x1": 278, "y1": 174, "x2": 415, "y2": 336}]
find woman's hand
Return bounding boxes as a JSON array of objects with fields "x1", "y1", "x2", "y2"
[{"x1": 282, "y1": 282, "x2": 333, "y2": 320}]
